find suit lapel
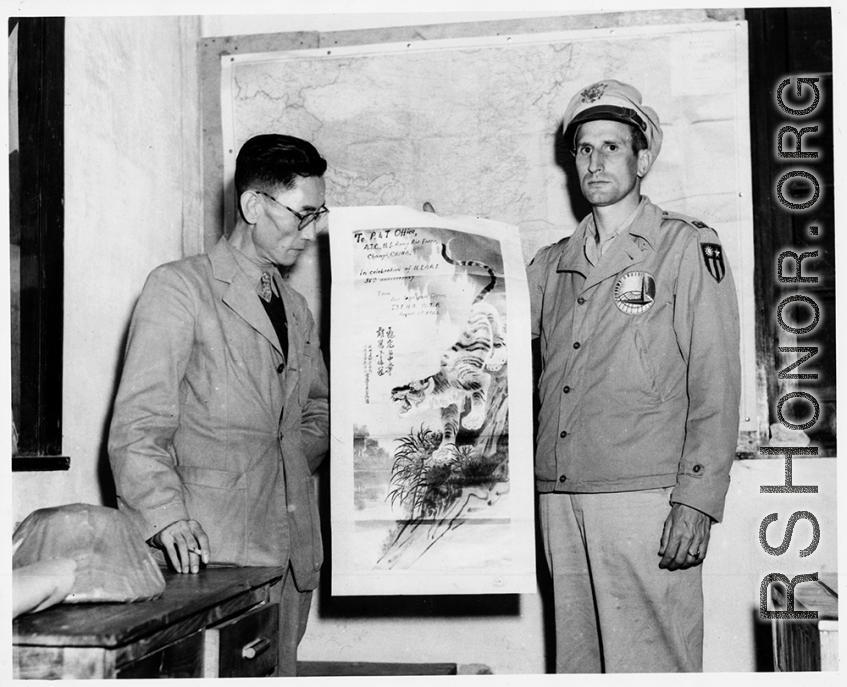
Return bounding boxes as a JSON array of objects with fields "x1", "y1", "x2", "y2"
[
  {"x1": 209, "y1": 239, "x2": 283, "y2": 357},
  {"x1": 278, "y1": 280, "x2": 302, "y2": 408}
]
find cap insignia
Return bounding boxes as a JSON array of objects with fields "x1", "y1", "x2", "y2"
[{"x1": 580, "y1": 83, "x2": 607, "y2": 103}]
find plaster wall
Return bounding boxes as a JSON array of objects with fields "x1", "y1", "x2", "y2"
[{"x1": 12, "y1": 15, "x2": 202, "y2": 524}]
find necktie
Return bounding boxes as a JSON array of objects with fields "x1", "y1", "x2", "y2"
[
  {"x1": 260, "y1": 272, "x2": 273, "y2": 303},
  {"x1": 259, "y1": 274, "x2": 288, "y2": 362}
]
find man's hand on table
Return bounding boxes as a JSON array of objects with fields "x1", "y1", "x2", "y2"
[{"x1": 150, "y1": 519, "x2": 210, "y2": 574}]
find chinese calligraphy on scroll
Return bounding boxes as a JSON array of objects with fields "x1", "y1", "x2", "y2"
[{"x1": 329, "y1": 206, "x2": 536, "y2": 596}]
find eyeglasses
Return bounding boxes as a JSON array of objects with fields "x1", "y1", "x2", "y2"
[{"x1": 254, "y1": 190, "x2": 330, "y2": 231}]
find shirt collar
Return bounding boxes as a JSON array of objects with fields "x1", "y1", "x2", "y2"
[
  {"x1": 227, "y1": 240, "x2": 279, "y2": 298},
  {"x1": 583, "y1": 196, "x2": 645, "y2": 265},
  {"x1": 589, "y1": 195, "x2": 647, "y2": 241},
  {"x1": 558, "y1": 196, "x2": 660, "y2": 273}
]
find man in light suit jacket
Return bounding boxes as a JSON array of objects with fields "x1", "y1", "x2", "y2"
[{"x1": 109, "y1": 134, "x2": 330, "y2": 675}]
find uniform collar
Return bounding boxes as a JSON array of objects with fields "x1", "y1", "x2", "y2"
[
  {"x1": 557, "y1": 196, "x2": 661, "y2": 273},
  {"x1": 624, "y1": 196, "x2": 662, "y2": 250},
  {"x1": 584, "y1": 196, "x2": 646, "y2": 265}
]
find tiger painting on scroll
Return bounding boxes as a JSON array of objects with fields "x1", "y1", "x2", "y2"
[
  {"x1": 330, "y1": 207, "x2": 535, "y2": 596},
  {"x1": 390, "y1": 243, "x2": 507, "y2": 464},
  {"x1": 380, "y1": 239, "x2": 511, "y2": 569}
]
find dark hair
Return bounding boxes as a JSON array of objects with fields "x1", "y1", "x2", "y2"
[
  {"x1": 629, "y1": 124, "x2": 648, "y2": 155},
  {"x1": 234, "y1": 134, "x2": 327, "y2": 199}
]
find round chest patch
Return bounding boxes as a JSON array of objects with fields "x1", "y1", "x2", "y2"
[{"x1": 613, "y1": 271, "x2": 656, "y2": 315}]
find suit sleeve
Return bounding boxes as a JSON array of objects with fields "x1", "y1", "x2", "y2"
[
  {"x1": 670, "y1": 230, "x2": 741, "y2": 522},
  {"x1": 108, "y1": 266, "x2": 194, "y2": 542},
  {"x1": 300, "y1": 310, "x2": 330, "y2": 474}
]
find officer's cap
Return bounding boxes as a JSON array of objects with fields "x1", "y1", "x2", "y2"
[{"x1": 563, "y1": 79, "x2": 663, "y2": 159}]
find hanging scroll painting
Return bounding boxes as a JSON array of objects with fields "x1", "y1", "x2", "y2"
[{"x1": 329, "y1": 206, "x2": 535, "y2": 596}]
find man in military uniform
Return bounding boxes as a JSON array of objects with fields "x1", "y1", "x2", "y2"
[{"x1": 528, "y1": 80, "x2": 740, "y2": 672}]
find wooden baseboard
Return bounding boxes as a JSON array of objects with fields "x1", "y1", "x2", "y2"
[{"x1": 297, "y1": 661, "x2": 458, "y2": 677}]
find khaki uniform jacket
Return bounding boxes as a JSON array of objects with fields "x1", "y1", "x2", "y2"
[
  {"x1": 528, "y1": 198, "x2": 740, "y2": 522},
  {"x1": 109, "y1": 237, "x2": 329, "y2": 590}
]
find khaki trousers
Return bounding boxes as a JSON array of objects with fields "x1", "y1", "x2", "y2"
[{"x1": 539, "y1": 488, "x2": 703, "y2": 673}]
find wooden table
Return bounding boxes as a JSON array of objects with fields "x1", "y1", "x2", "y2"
[{"x1": 13, "y1": 566, "x2": 285, "y2": 679}]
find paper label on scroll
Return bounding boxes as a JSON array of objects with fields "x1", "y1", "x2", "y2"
[{"x1": 329, "y1": 206, "x2": 536, "y2": 596}]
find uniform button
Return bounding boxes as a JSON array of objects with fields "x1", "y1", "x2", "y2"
[
  {"x1": 559, "y1": 475, "x2": 567, "y2": 483},
  {"x1": 277, "y1": 363, "x2": 285, "y2": 374},
  {"x1": 573, "y1": 342, "x2": 580, "y2": 349},
  {"x1": 563, "y1": 385, "x2": 571, "y2": 393},
  {"x1": 559, "y1": 430, "x2": 568, "y2": 438},
  {"x1": 577, "y1": 297, "x2": 586, "y2": 305},
  {"x1": 693, "y1": 464, "x2": 703, "y2": 473}
]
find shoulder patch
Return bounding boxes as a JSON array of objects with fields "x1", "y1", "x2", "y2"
[{"x1": 700, "y1": 243, "x2": 726, "y2": 282}]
